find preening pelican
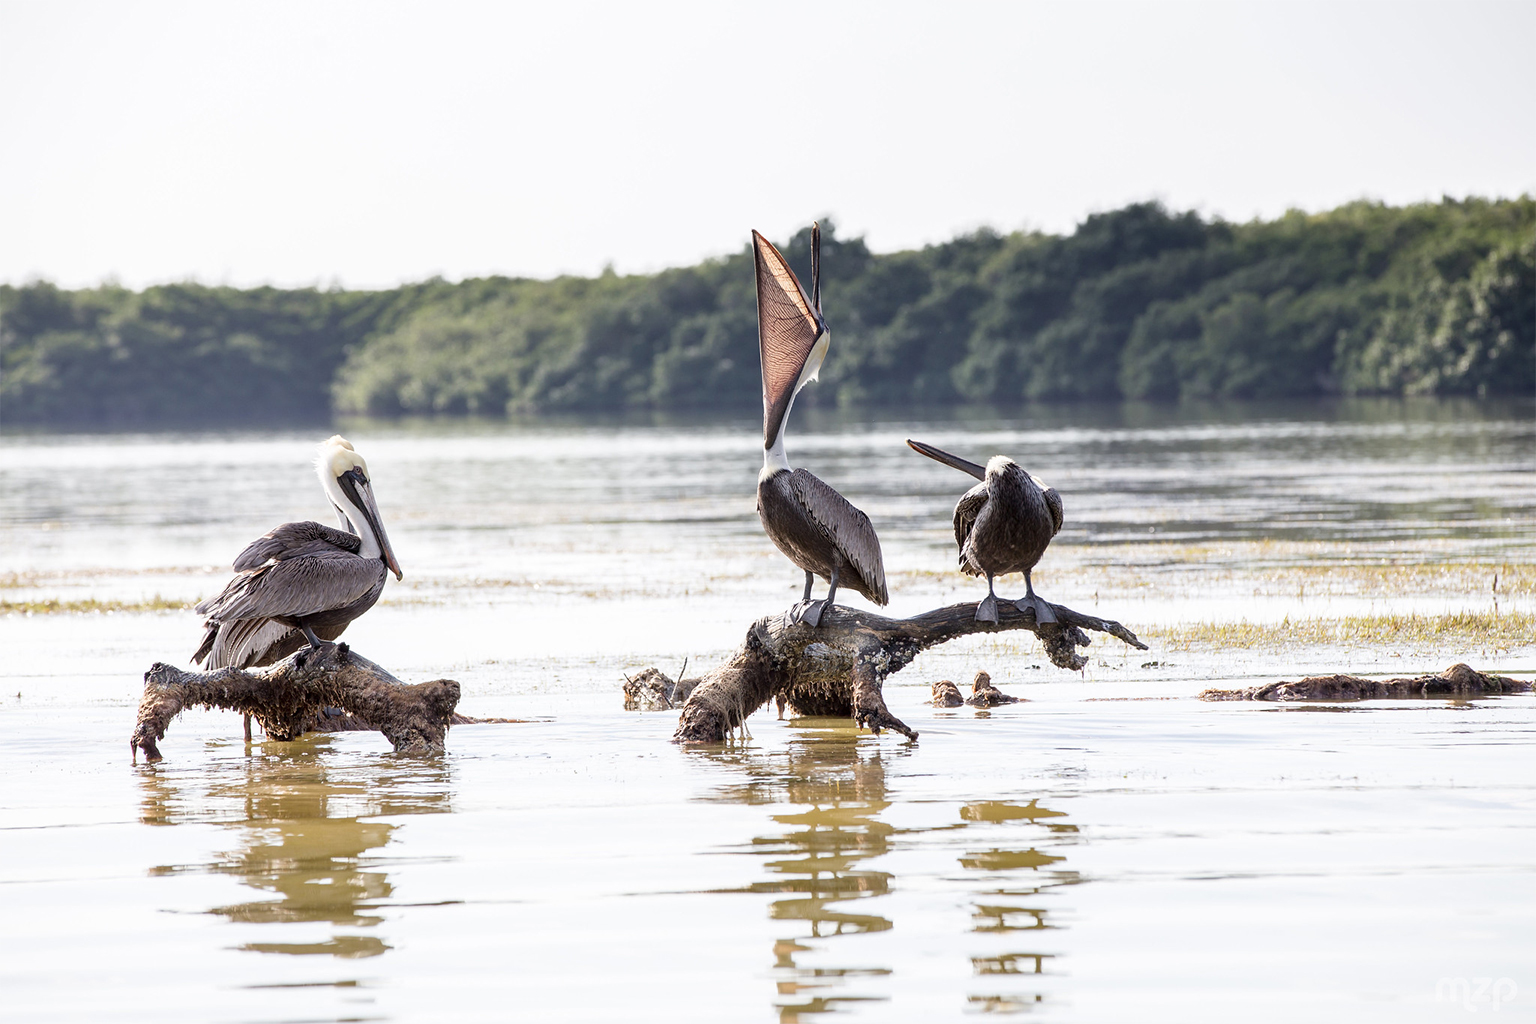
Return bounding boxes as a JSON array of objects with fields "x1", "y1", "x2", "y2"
[
  {"x1": 754, "y1": 224, "x2": 887, "y2": 627},
  {"x1": 192, "y1": 435, "x2": 403, "y2": 670},
  {"x1": 907, "y1": 439, "x2": 1061, "y2": 624}
]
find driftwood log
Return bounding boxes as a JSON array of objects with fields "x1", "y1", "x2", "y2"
[
  {"x1": 670, "y1": 598, "x2": 1145, "y2": 743},
  {"x1": 1200, "y1": 662, "x2": 1532, "y2": 701},
  {"x1": 131, "y1": 643, "x2": 462, "y2": 761}
]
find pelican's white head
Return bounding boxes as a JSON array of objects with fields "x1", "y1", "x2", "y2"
[
  {"x1": 314, "y1": 435, "x2": 402, "y2": 579},
  {"x1": 317, "y1": 435, "x2": 365, "y2": 479},
  {"x1": 985, "y1": 455, "x2": 1020, "y2": 480}
]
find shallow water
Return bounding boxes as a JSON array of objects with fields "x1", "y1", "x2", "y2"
[{"x1": 2, "y1": 398, "x2": 1533, "y2": 1022}]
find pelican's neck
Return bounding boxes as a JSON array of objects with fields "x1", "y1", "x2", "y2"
[
  {"x1": 760, "y1": 328, "x2": 829, "y2": 483},
  {"x1": 321, "y1": 472, "x2": 382, "y2": 560},
  {"x1": 761, "y1": 429, "x2": 792, "y2": 482}
]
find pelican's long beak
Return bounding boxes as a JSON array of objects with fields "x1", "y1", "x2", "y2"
[
  {"x1": 344, "y1": 471, "x2": 403, "y2": 580},
  {"x1": 907, "y1": 439, "x2": 986, "y2": 481},
  {"x1": 810, "y1": 221, "x2": 822, "y2": 314},
  {"x1": 367, "y1": 495, "x2": 404, "y2": 581}
]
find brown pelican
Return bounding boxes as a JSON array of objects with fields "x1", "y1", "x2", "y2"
[
  {"x1": 907, "y1": 439, "x2": 1061, "y2": 624},
  {"x1": 192, "y1": 435, "x2": 403, "y2": 670},
  {"x1": 753, "y1": 223, "x2": 887, "y2": 627}
]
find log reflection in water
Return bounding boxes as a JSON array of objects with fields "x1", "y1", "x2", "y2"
[
  {"x1": 959, "y1": 800, "x2": 1081, "y2": 1013},
  {"x1": 137, "y1": 738, "x2": 453, "y2": 960},
  {"x1": 700, "y1": 722, "x2": 900, "y2": 1020},
  {"x1": 700, "y1": 723, "x2": 1084, "y2": 1021}
]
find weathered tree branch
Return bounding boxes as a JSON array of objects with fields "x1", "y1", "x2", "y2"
[
  {"x1": 671, "y1": 597, "x2": 1146, "y2": 744},
  {"x1": 1200, "y1": 662, "x2": 1532, "y2": 701},
  {"x1": 131, "y1": 643, "x2": 462, "y2": 761}
]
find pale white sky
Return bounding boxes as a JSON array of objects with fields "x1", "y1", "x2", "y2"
[{"x1": 1, "y1": 0, "x2": 1531, "y2": 290}]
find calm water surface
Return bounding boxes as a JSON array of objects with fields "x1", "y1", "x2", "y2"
[{"x1": 1, "y1": 399, "x2": 1533, "y2": 1022}]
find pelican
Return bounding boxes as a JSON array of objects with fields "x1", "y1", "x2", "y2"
[
  {"x1": 754, "y1": 223, "x2": 887, "y2": 627},
  {"x1": 907, "y1": 439, "x2": 1061, "y2": 624},
  {"x1": 192, "y1": 435, "x2": 403, "y2": 671}
]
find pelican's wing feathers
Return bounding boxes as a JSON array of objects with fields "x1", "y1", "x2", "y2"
[
  {"x1": 753, "y1": 230, "x2": 824, "y2": 447},
  {"x1": 1034, "y1": 477, "x2": 1064, "y2": 536},
  {"x1": 233, "y1": 521, "x2": 360, "y2": 570},
  {"x1": 194, "y1": 617, "x2": 301, "y2": 670},
  {"x1": 197, "y1": 550, "x2": 382, "y2": 623},
  {"x1": 788, "y1": 469, "x2": 888, "y2": 605},
  {"x1": 953, "y1": 483, "x2": 989, "y2": 577}
]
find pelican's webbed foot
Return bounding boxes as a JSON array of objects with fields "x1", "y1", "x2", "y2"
[
  {"x1": 1015, "y1": 594, "x2": 1056, "y2": 624},
  {"x1": 784, "y1": 599, "x2": 831, "y2": 629},
  {"x1": 975, "y1": 593, "x2": 1000, "y2": 624}
]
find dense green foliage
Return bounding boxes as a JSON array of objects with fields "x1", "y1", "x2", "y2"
[{"x1": 3, "y1": 198, "x2": 1530, "y2": 425}]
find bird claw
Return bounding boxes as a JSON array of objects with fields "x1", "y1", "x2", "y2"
[
  {"x1": 975, "y1": 594, "x2": 999, "y2": 623},
  {"x1": 292, "y1": 640, "x2": 335, "y2": 671}
]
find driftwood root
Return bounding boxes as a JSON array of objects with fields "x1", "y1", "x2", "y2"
[
  {"x1": 132, "y1": 643, "x2": 462, "y2": 761},
  {"x1": 669, "y1": 597, "x2": 1143, "y2": 743},
  {"x1": 1199, "y1": 663, "x2": 1532, "y2": 702}
]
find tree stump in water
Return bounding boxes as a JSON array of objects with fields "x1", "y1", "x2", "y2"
[
  {"x1": 670, "y1": 598, "x2": 1146, "y2": 743},
  {"x1": 131, "y1": 643, "x2": 463, "y2": 761}
]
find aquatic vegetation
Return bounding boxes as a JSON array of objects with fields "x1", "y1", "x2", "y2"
[
  {"x1": 0, "y1": 595, "x2": 190, "y2": 615},
  {"x1": 1151, "y1": 609, "x2": 1536, "y2": 652},
  {"x1": 1039, "y1": 546, "x2": 1536, "y2": 600}
]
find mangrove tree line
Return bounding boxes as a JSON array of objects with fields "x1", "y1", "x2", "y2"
[{"x1": 3, "y1": 197, "x2": 1531, "y2": 426}]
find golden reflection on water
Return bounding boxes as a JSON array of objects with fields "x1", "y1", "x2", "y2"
[
  {"x1": 702, "y1": 720, "x2": 1078, "y2": 1020},
  {"x1": 137, "y1": 737, "x2": 453, "y2": 961}
]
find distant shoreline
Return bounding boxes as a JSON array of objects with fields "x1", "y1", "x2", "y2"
[{"x1": 3, "y1": 198, "x2": 1531, "y2": 428}]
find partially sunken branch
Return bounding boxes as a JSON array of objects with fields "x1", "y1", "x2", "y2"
[
  {"x1": 671, "y1": 598, "x2": 1146, "y2": 744},
  {"x1": 1200, "y1": 662, "x2": 1531, "y2": 701},
  {"x1": 131, "y1": 643, "x2": 461, "y2": 761}
]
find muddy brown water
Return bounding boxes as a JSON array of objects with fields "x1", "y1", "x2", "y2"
[{"x1": 1, "y1": 398, "x2": 1532, "y2": 1022}]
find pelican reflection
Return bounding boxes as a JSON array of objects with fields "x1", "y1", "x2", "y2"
[{"x1": 138, "y1": 738, "x2": 453, "y2": 960}]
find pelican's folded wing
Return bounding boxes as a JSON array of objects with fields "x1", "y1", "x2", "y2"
[
  {"x1": 195, "y1": 617, "x2": 299, "y2": 670},
  {"x1": 753, "y1": 230, "x2": 825, "y2": 447},
  {"x1": 1035, "y1": 479, "x2": 1064, "y2": 537},
  {"x1": 953, "y1": 484, "x2": 989, "y2": 577},
  {"x1": 788, "y1": 469, "x2": 889, "y2": 606},
  {"x1": 233, "y1": 521, "x2": 360, "y2": 570},
  {"x1": 199, "y1": 550, "x2": 382, "y2": 622}
]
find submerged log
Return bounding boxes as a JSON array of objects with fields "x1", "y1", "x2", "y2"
[
  {"x1": 131, "y1": 643, "x2": 462, "y2": 761},
  {"x1": 1199, "y1": 662, "x2": 1532, "y2": 702},
  {"x1": 670, "y1": 598, "x2": 1145, "y2": 744}
]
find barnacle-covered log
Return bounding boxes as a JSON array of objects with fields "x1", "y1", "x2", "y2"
[
  {"x1": 131, "y1": 643, "x2": 461, "y2": 761},
  {"x1": 1199, "y1": 662, "x2": 1531, "y2": 701},
  {"x1": 669, "y1": 598, "x2": 1145, "y2": 743}
]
